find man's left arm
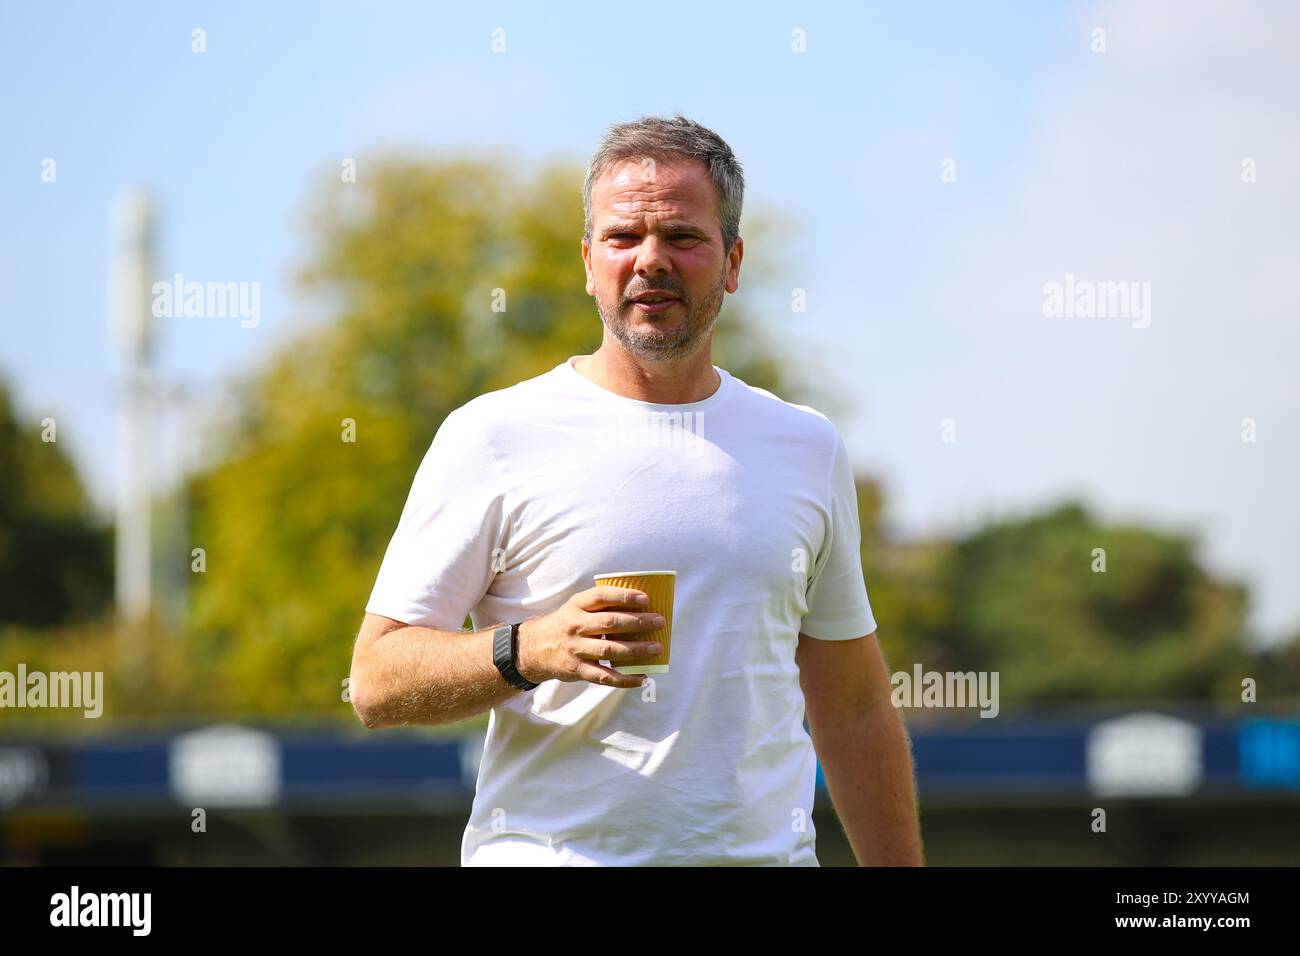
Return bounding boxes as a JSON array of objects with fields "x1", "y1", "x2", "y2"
[{"x1": 797, "y1": 630, "x2": 924, "y2": 866}]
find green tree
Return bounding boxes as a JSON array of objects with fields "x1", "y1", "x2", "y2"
[
  {"x1": 925, "y1": 501, "x2": 1252, "y2": 705},
  {"x1": 0, "y1": 377, "x2": 111, "y2": 628}
]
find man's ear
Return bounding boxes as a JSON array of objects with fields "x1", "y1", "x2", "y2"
[
  {"x1": 581, "y1": 239, "x2": 595, "y2": 295},
  {"x1": 725, "y1": 236, "x2": 744, "y2": 294}
]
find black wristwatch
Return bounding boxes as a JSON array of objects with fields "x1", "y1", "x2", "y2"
[{"x1": 493, "y1": 622, "x2": 538, "y2": 691}]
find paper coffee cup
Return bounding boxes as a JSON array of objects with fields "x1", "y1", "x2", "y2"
[{"x1": 592, "y1": 570, "x2": 675, "y2": 674}]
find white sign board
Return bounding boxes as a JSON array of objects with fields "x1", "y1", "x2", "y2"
[
  {"x1": 1086, "y1": 712, "x2": 1203, "y2": 797},
  {"x1": 169, "y1": 724, "x2": 281, "y2": 806}
]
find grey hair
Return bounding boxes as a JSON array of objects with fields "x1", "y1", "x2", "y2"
[{"x1": 582, "y1": 113, "x2": 744, "y2": 255}]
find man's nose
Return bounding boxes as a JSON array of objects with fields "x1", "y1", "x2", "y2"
[{"x1": 634, "y1": 234, "x2": 672, "y2": 276}]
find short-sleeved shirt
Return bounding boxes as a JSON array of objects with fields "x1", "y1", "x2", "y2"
[{"x1": 365, "y1": 355, "x2": 877, "y2": 865}]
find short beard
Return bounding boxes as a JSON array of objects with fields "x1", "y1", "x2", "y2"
[{"x1": 595, "y1": 262, "x2": 727, "y2": 363}]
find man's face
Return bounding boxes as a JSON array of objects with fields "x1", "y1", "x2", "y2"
[{"x1": 582, "y1": 157, "x2": 742, "y2": 363}]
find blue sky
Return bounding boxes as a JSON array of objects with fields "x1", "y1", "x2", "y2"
[{"x1": 2, "y1": 1, "x2": 1297, "y2": 643}]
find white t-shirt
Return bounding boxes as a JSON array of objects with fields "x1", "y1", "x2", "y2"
[{"x1": 365, "y1": 355, "x2": 877, "y2": 865}]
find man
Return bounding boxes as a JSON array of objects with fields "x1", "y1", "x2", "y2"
[{"x1": 350, "y1": 114, "x2": 924, "y2": 867}]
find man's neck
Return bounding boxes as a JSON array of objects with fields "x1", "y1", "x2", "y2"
[{"x1": 575, "y1": 345, "x2": 720, "y2": 405}]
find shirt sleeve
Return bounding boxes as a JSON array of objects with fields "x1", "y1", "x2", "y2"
[
  {"x1": 799, "y1": 427, "x2": 878, "y2": 641},
  {"x1": 364, "y1": 407, "x2": 507, "y2": 631}
]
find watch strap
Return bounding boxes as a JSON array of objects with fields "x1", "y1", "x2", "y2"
[{"x1": 493, "y1": 622, "x2": 538, "y2": 690}]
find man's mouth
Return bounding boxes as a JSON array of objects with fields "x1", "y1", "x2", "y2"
[{"x1": 630, "y1": 293, "x2": 681, "y2": 313}]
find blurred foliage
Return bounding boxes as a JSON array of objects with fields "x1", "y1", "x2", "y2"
[
  {"x1": 862, "y1": 501, "x2": 1264, "y2": 709},
  {"x1": 0, "y1": 377, "x2": 112, "y2": 629},
  {"x1": 0, "y1": 615, "x2": 229, "y2": 734}
]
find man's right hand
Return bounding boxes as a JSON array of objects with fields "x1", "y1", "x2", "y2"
[{"x1": 515, "y1": 586, "x2": 665, "y2": 688}]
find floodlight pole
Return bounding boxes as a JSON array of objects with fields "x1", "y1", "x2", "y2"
[{"x1": 111, "y1": 190, "x2": 157, "y2": 665}]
